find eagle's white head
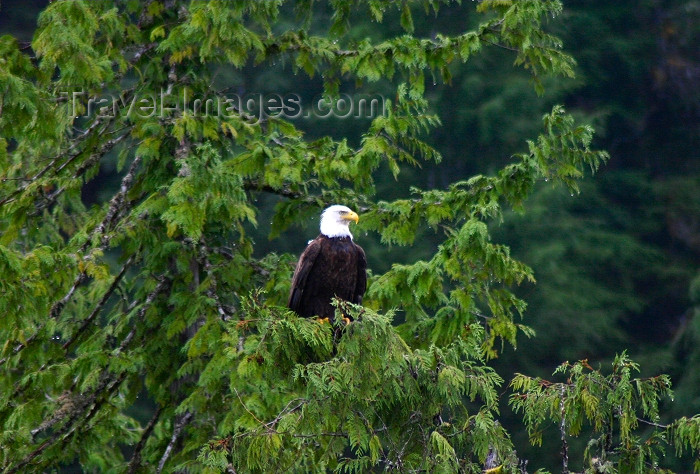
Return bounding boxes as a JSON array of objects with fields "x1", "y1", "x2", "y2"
[{"x1": 319, "y1": 205, "x2": 359, "y2": 239}]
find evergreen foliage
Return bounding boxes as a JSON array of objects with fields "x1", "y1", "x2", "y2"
[
  {"x1": 0, "y1": 0, "x2": 698, "y2": 472},
  {"x1": 511, "y1": 354, "x2": 700, "y2": 473}
]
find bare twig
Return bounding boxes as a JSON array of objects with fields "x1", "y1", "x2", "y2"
[
  {"x1": 636, "y1": 417, "x2": 669, "y2": 430},
  {"x1": 233, "y1": 388, "x2": 265, "y2": 426},
  {"x1": 157, "y1": 412, "x2": 193, "y2": 474}
]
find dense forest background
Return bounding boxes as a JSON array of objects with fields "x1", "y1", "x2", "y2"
[{"x1": 1, "y1": 0, "x2": 699, "y2": 471}]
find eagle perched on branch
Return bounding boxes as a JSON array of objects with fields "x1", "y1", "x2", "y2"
[{"x1": 288, "y1": 205, "x2": 367, "y2": 322}]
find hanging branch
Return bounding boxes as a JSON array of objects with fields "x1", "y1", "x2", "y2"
[
  {"x1": 11, "y1": 272, "x2": 171, "y2": 473},
  {"x1": 13, "y1": 371, "x2": 128, "y2": 473},
  {"x1": 0, "y1": 156, "x2": 144, "y2": 367},
  {"x1": 62, "y1": 254, "x2": 135, "y2": 352},
  {"x1": 32, "y1": 128, "x2": 132, "y2": 215},
  {"x1": 0, "y1": 118, "x2": 106, "y2": 208}
]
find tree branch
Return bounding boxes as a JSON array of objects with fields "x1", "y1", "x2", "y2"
[
  {"x1": 0, "y1": 111, "x2": 130, "y2": 209},
  {"x1": 13, "y1": 371, "x2": 128, "y2": 473},
  {"x1": 243, "y1": 180, "x2": 303, "y2": 200},
  {"x1": 636, "y1": 417, "x2": 669, "y2": 430},
  {"x1": 49, "y1": 155, "x2": 142, "y2": 319},
  {"x1": 198, "y1": 241, "x2": 234, "y2": 321},
  {"x1": 119, "y1": 276, "x2": 171, "y2": 352},
  {"x1": 0, "y1": 155, "x2": 145, "y2": 367},
  {"x1": 157, "y1": 412, "x2": 193, "y2": 474},
  {"x1": 89, "y1": 155, "x2": 142, "y2": 249},
  {"x1": 0, "y1": 119, "x2": 103, "y2": 208},
  {"x1": 127, "y1": 406, "x2": 163, "y2": 474},
  {"x1": 559, "y1": 384, "x2": 569, "y2": 474},
  {"x1": 62, "y1": 254, "x2": 135, "y2": 352},
  {"x1": 10, "y1": 271, "x2": 170, "y2": 471},
  {"x1": 32, "y1": 129, "x2": 131, "y2": 215}
]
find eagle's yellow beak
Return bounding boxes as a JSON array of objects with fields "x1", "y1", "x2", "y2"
[{"x1": 345, "y1": 211, "x2": 359, "y2": 224}]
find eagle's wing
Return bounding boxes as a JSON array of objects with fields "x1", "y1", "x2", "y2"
[
  {"x1": 288, "y1": 237, "x2": 322, "y2": 312},
  {"x1": 353, "y1": 243, "x2": 367, "y2": 305}
]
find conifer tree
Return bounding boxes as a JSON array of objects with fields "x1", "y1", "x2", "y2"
[{"x1": 0, "y1": 1, "x2": 698, "y2": 472}]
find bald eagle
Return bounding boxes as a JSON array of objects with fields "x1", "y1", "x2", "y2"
[{"x1": 288, "y1": 205, "x2": 367, "y2": 321}]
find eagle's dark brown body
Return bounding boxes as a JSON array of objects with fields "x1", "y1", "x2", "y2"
[{"x1": 288, "y1": 234, "x2": 367, "y2": 320}]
